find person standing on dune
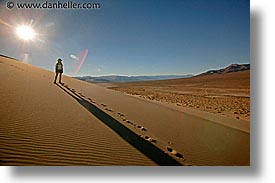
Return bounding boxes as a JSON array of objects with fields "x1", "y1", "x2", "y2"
[{"x1": 53, "y1": 58, "x2": 63, "y2": 84}]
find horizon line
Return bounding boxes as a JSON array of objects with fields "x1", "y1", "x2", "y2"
[{"x1": 0, "y1": 54, "x2": 250, "y2": 78}]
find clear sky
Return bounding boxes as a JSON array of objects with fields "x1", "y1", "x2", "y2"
[{"x1": 0, "y1": 0, "x2": 249, "y2": 76}]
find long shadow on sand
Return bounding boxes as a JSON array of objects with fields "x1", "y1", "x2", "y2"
[{"x1": 56, "y1": 83, "x2": 182, "y2": 166}]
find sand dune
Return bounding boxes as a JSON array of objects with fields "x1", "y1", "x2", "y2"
[
  {"x1": 0, "y1": 57, "x2": 249, "y2": 165},
  {"x1": 112, "y1": 71, "x2": 250, "y2": 121},
  {"x1": 0, "y1": 57, "x2": 159, "y2": 165}
]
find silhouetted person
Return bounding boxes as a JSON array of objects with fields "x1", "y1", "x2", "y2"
[{"x1": 54, "y1": 58, "x2": 63, "y2": 84}]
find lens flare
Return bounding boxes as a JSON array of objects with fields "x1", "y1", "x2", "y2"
[
  {"x1": 73, "y1": 48, "x2": 88, "y2": 74},
  {"x1": 70, "y1": 54, "x2": 79, "y2": 61},
  {"x1": 16, "y1": 25, "x2": 36, "y2": 41}
]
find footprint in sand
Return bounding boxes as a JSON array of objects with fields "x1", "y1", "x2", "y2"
[
  {"x1": 168, "y1": 141, "x2": 173, "y2": 145},
  {"x1": 78, "y1": 92, "x2": 85, "y2": 97},
  {"x1": 105, "y1": 108, "x2": 112, "y2": 112},
  {"x1": 101, "y1": 104, "x2": 107, "y2": 107},
  {"x1": 118, "y1": 117, "x2": 147, "y2": 131},
  {"x1": 137, "y1": 125, "x2": 147, "y2": 131},
  {"x1": 117, "y1": 112, "x2": 125, "y2": 117},
  {"x1": 126, "y1": 120, "x2": 136, "y2": 126},
  {"x1": 148, "y1": 138, "x2": 157, "y2": 143},
  {"x1": 141, "y1": 127, "x2": 147, "y2": 131},
  {"x1": 88, "y1": 98, "x2": 96, "y2": 103},
  {"x1": 166, "y1": 146, "x2": 184, "y2": 159},
  {"x1": 141, "y1": 135, "x2": 157, "y2": 143}
]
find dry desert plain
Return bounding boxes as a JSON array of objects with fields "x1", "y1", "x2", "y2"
[
  {"x1": 0, "y1": 56, "x2": 250, "y2": 165},
  {"x1": 112, "y1": 70, "x2": 250, "y2": 122}
]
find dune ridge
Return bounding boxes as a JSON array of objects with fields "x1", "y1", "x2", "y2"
[
  {"x1": 0, "y1": 56, "x2": 249, "y2": 165},
  {"x1": 0, "y1": 57, "x2": 158, "y2": 165}
]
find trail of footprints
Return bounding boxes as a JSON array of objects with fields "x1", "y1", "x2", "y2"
[
  {"x1": 62, "y1": 84, "x2": 187, "y2": 164},
  {"x1": 2, "y1": 63, "x2": 187, "y2": 164},
  {"x1": 9, "y1": 64, "x2": 25, "y2": 71}
]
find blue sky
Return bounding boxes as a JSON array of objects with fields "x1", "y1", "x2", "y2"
[{"x1": 0, "y1": 0, "x2": 249, "y2": 76}]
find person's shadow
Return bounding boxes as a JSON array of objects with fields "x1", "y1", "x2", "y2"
[{"x1": 55, "y1": 82, "x2": 182, "y2": 166}]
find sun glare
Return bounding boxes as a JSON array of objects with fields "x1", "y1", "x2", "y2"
[{"x1": 16, "y1": 25, "x2": 36, "y2": 41}]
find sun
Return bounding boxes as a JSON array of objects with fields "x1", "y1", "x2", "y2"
[{"x1": 15, "y1": 25, "x2": 36, "y2": 41}]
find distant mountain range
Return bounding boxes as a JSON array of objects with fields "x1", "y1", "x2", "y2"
[
  {"x1": 197, "y1": 64, "x2": 250, "y2": 77},
  {"x1": 74, "y1": 74, "x2": 193, "y2": 83},
  {"x1": 75, "y1": 64, "x2": 250, "y2": 83}
]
